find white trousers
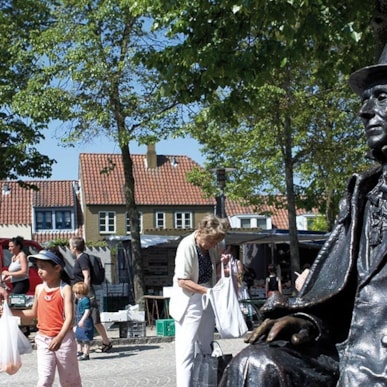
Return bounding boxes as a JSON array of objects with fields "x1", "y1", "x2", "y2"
[
  {"x1": 175, "y1": 292, "x2": 215, "y2": 387},
  {"x1": 35, "y1": 330, "x2": 82, "y2": 387}
]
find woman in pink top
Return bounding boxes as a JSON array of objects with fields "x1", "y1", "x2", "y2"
[{"x1": 12, "y1": 248, "x2": 81, "y2": 387}]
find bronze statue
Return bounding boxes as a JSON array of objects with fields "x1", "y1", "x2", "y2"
[{"x1": 220, "y1": 47, "x2": 387, "y2": 386}]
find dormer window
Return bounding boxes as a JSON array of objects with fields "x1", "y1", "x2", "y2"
[{"x1": 35, "y1": 209, "x2": 73, "y2": 231}]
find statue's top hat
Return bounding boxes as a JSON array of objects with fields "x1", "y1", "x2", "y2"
[{"x1": 349, "y1": 45, "x2": 387, "y2": 96}]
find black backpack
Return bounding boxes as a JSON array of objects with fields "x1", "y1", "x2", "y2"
[{"x1": 87, "y1": 254, "x2": 105, "y2": 285}]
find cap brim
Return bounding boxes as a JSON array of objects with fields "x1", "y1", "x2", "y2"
[{"x1": 28, "y1": 250, "x2": 64, "y2": 268}]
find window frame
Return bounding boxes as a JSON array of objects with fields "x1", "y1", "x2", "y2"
[
  {"x1": 35, "y1": 208, "x2": 74, "y2": 231},
  {"x1": 99, "y1": 211, "x2": 116, "y2": 234},
  {"x1": 174, "y1": 211, "x2": 193, "y2": 229},
  {"x1": 155, "y1": 211, "x2": 166, "y2": 229}
]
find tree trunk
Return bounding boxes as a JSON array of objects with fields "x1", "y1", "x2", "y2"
[
  {"x1": 325, "y1": 186, "x2": 336, "y2": 232},
  {"x1": 283, "y1": 114, "x2": 301, "y2": 293},
  {"x1": 120, "y1": 145, "x2": 145, "y2": 309}
]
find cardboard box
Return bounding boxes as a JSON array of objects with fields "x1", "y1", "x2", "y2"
[
  {"x1": 162, "y1": 286, "x2": 173, "y2": 298},
  {"x1": 127, "y1": 310, "x2": 145, "y2": 322},
  {"x1": 100, "y1": 310, "x2": 128, "y2": 322}
]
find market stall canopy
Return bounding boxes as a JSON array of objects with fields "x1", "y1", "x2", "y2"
[
  {"x1": 105, "y1": 234, "x2": 182, "y2": 248},
  {"x1": 107, "y1": 230, "x2": 328, "y2": 249},
  {"x1": 225, "y1": 229, "x2": 329, "y2": 246}
]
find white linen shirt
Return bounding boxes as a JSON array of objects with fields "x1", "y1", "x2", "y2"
[{"x1": 169, "y1": 231, "x2": 219, "y2": 322}]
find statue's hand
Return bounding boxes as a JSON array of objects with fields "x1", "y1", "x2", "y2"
[{"x1": 244, "y1": 316, "x2": 316, "y2": 345}]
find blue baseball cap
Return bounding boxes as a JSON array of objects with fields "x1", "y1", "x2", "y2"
[{"x1": 28, "y1": 250, "x2": 65, "y2": 268}]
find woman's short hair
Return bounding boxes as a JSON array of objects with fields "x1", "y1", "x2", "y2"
[{"x1": 198, "y1": 214, "x2": 229, "y2": 241}]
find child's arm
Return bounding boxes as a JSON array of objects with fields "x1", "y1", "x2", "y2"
[
  {"x1": 11, "y1": 284, "x2": 40, "y2": 324},
  {"x1": 48, "y1": 284, "x2": 74, "y2": 351},
  {"x1": 78, "y1": 307, "x2": 91, "y2": 327}
]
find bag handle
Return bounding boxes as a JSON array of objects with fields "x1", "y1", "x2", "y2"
[
  {"x1": 1, "y1": 300, "x2": 13, "y2": 318},
  {"x1": 211, "y1": 341, "x2": 225, "y2": 358}
]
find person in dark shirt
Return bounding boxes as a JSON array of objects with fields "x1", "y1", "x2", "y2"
[
  {"x1": 265, "y1": 264, "x2": 282, "y2": 298},
  {"x1": 69, "y1": 237, "x2": 112, "y2": 353}
]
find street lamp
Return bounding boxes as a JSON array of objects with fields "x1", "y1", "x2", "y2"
[{"x1": 209, "y1": 167, "x2": 236, "y2": 218}]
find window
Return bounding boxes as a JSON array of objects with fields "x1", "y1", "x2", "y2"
[
  {"x1": 240, "y1": 218, "x2": 251, "y2": 228},
  {"x1": 35, "y1": 209, "x2": 73, "y2": 231},
  {"x1": 175, "y1": 212, "x2": 192, "y2": 229},
  {"x1": 55, "y1": 211, "x2": 72, "y2": 229},
  {"x1": 256, "y1": 217, "x2": 269, "y2": 230},
  {"x1": 155, "y1": 212, "x2": 166, "y2": 229},
  {"x1": 297, "y1": 214, "x2": 326, "y2": 231},
  {"x1": 99, "y1": 211, "x2": 116, "y2": 233},
  {"x1": 232, "y1": 215, "x2": 271, "y2": 230},
  {"x1": 126, "y1": 212, "x2": 142, "y2": 233}
]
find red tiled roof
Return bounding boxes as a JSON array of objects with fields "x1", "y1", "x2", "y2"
[
  {"x1": 79, "y1": 153, "x2": 215, "y2": 206},
  {"x1": 0, "y1": 153, "x2": 316, "y2": 234},
  {"x1": 32, "y1": 180, "x2": 76, "y2": 207},
  {"x1": 0, "y1": 180, "x2": 77, "y2": 224}
]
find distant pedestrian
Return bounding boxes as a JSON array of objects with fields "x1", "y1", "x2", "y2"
[
  {"x1": 69, "y1": 237, "x2": 112, "y2": 353},
  {"x1": 265, "y1": 264, "x2": 282, "y2": 298},
  {"x1": 73, "y1": 282, "x2": 94, "y2": 361},
  {"x1": 11, "y1": 249, "x2": 81, "y2": 387},
  {"x1": 2, "y1": 236, "x2": 30, "y2": 294}
]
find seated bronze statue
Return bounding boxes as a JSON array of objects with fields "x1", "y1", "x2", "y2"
[{"x1": 220, "y1": 47, "x2": 387, "y2": 387}]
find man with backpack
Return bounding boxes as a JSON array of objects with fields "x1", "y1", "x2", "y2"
[{"x1": 70, "y1": 237, "x2": 112, "y2": 353}]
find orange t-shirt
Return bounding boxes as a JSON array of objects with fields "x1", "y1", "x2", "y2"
[{"x1": 37, "y1": 285, "x2": 65, "y2": 337}]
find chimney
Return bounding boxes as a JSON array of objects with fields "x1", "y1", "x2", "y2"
[
  {"x1": 146, "y1": 144, "x2": 157, "y2": 169},
  {"x1": 2, "y1": 184, "x2": 10, "y2": 195}
]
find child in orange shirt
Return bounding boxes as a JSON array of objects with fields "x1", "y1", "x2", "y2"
[{"x1": 12, "y1": 249, "x2": 81, "y2": 386}]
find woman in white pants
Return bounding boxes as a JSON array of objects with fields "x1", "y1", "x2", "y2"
[{"x1": 169, "y1": 214, "x2": 228, "y2": 387}]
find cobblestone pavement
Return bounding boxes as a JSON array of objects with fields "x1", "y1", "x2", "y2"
[{"x1": 0, "y1": 327, "x2": 249, "y2": 386}]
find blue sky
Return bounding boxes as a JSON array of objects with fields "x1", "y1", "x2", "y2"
[{"x1": 36, "y1": 133, "x2": 206, "y2": 180}]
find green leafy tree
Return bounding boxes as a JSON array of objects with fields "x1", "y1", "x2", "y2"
[
  {"x1": 0, "y1": 1, "x2": 55, "y2": 182},
  {"x1": 143, "y1": 0, "x2": 377, "y2": 286},
  {"x1": 15, "y1": 1, "x2": 183, "y2": 305}
]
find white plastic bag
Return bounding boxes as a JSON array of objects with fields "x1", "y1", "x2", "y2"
[
  {"x1": 17, "y1": 327, "x2": 33, "y2": 356},
  {"x1": 0, "y1": 302, "x2": 31, "y2": 375},
  {"x1": 203, "y1": 263, "x2": 248, "y2": 339}
]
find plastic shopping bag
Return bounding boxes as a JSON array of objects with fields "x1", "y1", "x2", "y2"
[
  {"x1": 191, "y1": 342, "x2": 233, "y2": 387},
  {"x1": 203, "y1": 263, "x2": 248, "y2": 339},
  {"x1": 0, "y1": 302, "x2": 31, "y2": 375}
]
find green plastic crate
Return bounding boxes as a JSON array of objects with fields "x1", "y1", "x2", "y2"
[{"x1": 156, "y1": 319, "x2": 175, "y2": 336}]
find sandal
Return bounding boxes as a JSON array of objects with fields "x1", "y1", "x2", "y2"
[{"x1": 95, "y1": 342, "x2": 113, "y2": 353}]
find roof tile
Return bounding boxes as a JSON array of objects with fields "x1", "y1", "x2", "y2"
[
  {"x1": 0, "y1": 180, "x2": 77, "y2": 225},
  {"x1": 79, "y1": 153, "x2": 214, "y2": 206}
]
